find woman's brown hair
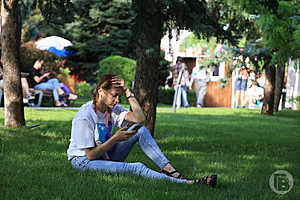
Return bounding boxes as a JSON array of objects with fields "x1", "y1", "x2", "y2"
[{"x1": 92, "y1": 74, "x2": 120, "y2": 112}]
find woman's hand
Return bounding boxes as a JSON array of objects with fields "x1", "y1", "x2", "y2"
[
  {"x1": 43, "y1": 72, "x2": 50, "y2": 78},
  {"x1": 111, "y1": 126, "x2": 137, "y2": 142},
  {"x1": 111, "y1": 76, "x2": 128, "y2": 91}
]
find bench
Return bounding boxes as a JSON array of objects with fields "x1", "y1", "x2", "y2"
[
  {"x1": 22, "y1": 72, "x2": 76, "y2": 107},
  {"x1": 0, "y1": 87, "x2": 75, "y2": 107},
  {"x1": 0, "y1": 73, "x2": 76, "y2": 107},
  {"x1": 32, "y1": 88, "x2": 55, "y2": 107},
  {"x1": 31, "y1": 84, "x2": 76, "y2": 107}
]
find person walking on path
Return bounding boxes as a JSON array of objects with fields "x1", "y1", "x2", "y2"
[
  {"x1": 172, "y1": 57, "x2": 190, "y2": 111},
  {"x1": 67, "y1": 73, "x2": 217, "y2": 187},
  {"x1": 190, "y1": 64, "x2": 210, "y2": 108}
]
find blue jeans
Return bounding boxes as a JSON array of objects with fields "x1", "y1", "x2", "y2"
[
  {"x1": 71, "y1": 126, "x2": 186, "y2": 183},
  {"x1": 173, "y1": 85, "x2": 189, "y2": 109},
  {"x1": 34, "y1": 78, "x2": 61, "y2": 101},
  {"x1": 236, "y1": 79, "x2": 247, "y2": 91}
]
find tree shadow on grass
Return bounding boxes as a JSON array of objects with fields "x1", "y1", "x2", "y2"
[
  {"x1": 1, "y1": 109, "x2": 300, "y2": 199},
  {"x1": 154, "y1": 112, "x2": 300, "y2": 198}
]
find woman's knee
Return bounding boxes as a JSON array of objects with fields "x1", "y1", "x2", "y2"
[
  {"x1": 136, "y1": 126, "x2": 151, "y2": 137},
  {"x1": 51, "y1": 78, "x2": 59, "y2": 83},
  {"x1": 131, "y1": 162, "x2": 147, "y2": 172}
]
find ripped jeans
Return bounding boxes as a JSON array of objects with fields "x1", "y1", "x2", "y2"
[{"x1": 71, "y1": 126, "x2": 186, "y2": 183}]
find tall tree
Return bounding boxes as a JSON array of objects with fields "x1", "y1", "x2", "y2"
[
  {"x1": 132, "y1": 0, "x2": 240, "y2": 134},
  {"x1": 0, "y1": 0, "x2": 73, "y2": 127},
  {"x1": 1, "y1": 0, "x2": 25, "y2": 127},
  {"x1": 133, "y1": 0, "x2": 163, "y2": 134},
  {"x1": 233, "y1": 0, "x2": 300, "y2": 114},
  {"x1": 64, "y1": 0, "x2": 136, "y2": 82}
]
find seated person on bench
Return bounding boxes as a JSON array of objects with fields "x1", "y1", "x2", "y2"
[{"x1": 29, "y1": 59, "x2": 67, "y2": 107}]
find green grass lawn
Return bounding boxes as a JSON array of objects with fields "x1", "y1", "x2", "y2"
[{"x1": 0, "y1": 107, "x2": 299, "y2": 200}]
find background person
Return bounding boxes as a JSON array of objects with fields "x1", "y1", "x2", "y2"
[
  {"x1": 172, "y1": 57, "x2": 190, "y2": 111},
  {"x1": 235, "y1": 66, "x2": 248, "y2": 108},
  {"x1": 21, "y1": 77, "x2": 35, "y2": 105},
  {"x1": 29, "y1": 59, "x2": 67, "y2": 107},
  {"x1": 59, "y1": 82, "x2": 78, "y2": 104},
  {"x1": 190, "y1": 64, "x2": 210, "y2": 108},
  {"x1": 67, "y1": 74, "x2": 217, "y2": 187},
  {"x1": 248, "y1": 80, "x2": 264, "y2": 109}
]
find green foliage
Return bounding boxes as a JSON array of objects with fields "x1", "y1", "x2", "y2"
[
  {"x1": 57, "y1": 67, "x2": 71, "y2": 81},
  {"x1": 19, "y1": 0, "x2": 136, "y2": 83},
  {"x1": 76, "y1": 81, "x2": 95, "y2": 98},
  {"x1": 99, "y1": 56, "x2": 136, "y2": 89},
  {"x1": 64, "y1": 0, "x2": 136, "y2": 82},
  {"x1": 234, "y1": 0, "x2": 300, "y2": 65},
  {"x1": 200, "y1": 50, "x2": 233, "y2": 68},
  {"x1": 20, "y1": 0, "x2": 74, "y2": 41},
  {"x1": 65, "y1": 0, "x2": 135, "y2": 61},
  {"x1": 178, "y1": 34, "x2": 216, "y2": 52}
]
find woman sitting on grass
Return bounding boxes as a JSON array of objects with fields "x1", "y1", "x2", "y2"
[{"x1": 67, "y1": 74, "x2": 217, "y2": 187}]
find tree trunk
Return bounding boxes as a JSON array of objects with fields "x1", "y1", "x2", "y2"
[
  {"x1": 133, "y1": 0, "x2": 163, "y2": 135},
  {"x1": 273, "y1": 63, "x2": 285, "y2": 112},
  {"x1": 1, "y1": 0, "x2": 25, "y2": 127},
  {"x1": 261, "y1": 60, "x2": 275, "y2": 115}
]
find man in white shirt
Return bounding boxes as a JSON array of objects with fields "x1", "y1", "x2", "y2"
[{"x1": 190, "y1": 64, "x2": 210, "y2": 108}]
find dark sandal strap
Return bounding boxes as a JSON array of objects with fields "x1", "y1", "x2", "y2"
[
  {"x1": 195, "y1": 174, "x2": 217, "y2": 187},
  {"x1": 161, "y1": 169, "x2": 184, "y2": 179}
]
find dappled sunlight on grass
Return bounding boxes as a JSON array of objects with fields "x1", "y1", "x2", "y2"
[
  {"x1": 238, "y1": 154, "x2": 256, "y2": 160},
  {"x1": 166, "y1": 150, "x2": 199, "y2": 156},
  {"x1": 273, "y1": 163, "x2": 292, "y2": 170},
  {"x1": 0, "y1": 107, "x2": 300, "y2": 199}
]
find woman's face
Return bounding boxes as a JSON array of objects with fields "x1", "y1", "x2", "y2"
[
  {"x1": 99, "y1": 87, "x2": 123, "y2": 109},
  {"x1": 34, "y1": 60, "x2": 43, "y2": 69}
]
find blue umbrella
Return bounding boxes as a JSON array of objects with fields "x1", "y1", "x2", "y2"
[
  {"x1": 35, "y1": 36, "x2": 73, "y2": 57},
  {"x1": 48, "y1": 47, "x2": 69, "y2": 57}
]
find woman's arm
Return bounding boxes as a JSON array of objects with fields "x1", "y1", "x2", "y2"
[
  {"x1": 84, "y1": 126, "x2": 136, "y2": 160},
  {"x1": 33, "y1": 72, "x2": 50, "y2": 84},
  {"x1": 111, "y1": 76, "x2": 146, "y2": 123},
  {"x1": 84, "y1": 137, "x2": 117, "y2": 160},
  {"x1": 124, "y1": 88, "x2": 146, "y2": 123}
]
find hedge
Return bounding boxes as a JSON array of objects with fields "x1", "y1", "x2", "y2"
[
  {"x1": 119, "y1": 88, "x2": 197, "y2": 106},
  {"x1": 158, "y1": 88, "x2": 197, "y2": 106},
  {"x1": 98, "y1": 56, "x2": 136, "y2": 89}
]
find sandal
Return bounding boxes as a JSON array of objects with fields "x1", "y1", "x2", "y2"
[
  {"x1": 194, "y1": 174, "x2": 217, "y2": 187},
  {"x1": 161, "y1": 169, "x2": 184, "y2": 179}
]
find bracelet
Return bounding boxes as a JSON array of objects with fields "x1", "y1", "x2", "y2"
[{"x1": 126, "y1": 92, "x2": 135, "y2": 99}]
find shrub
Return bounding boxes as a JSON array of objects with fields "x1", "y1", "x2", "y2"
[
  {"x1": 98, "y1": 56, "x2": 136, "y2": 89},
  {"x1": 158, "y1": 88, "x2": 196, "y2": 105},
  {"x1": 76, "y1": 81, "x2": 95, "y2": 98}
]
